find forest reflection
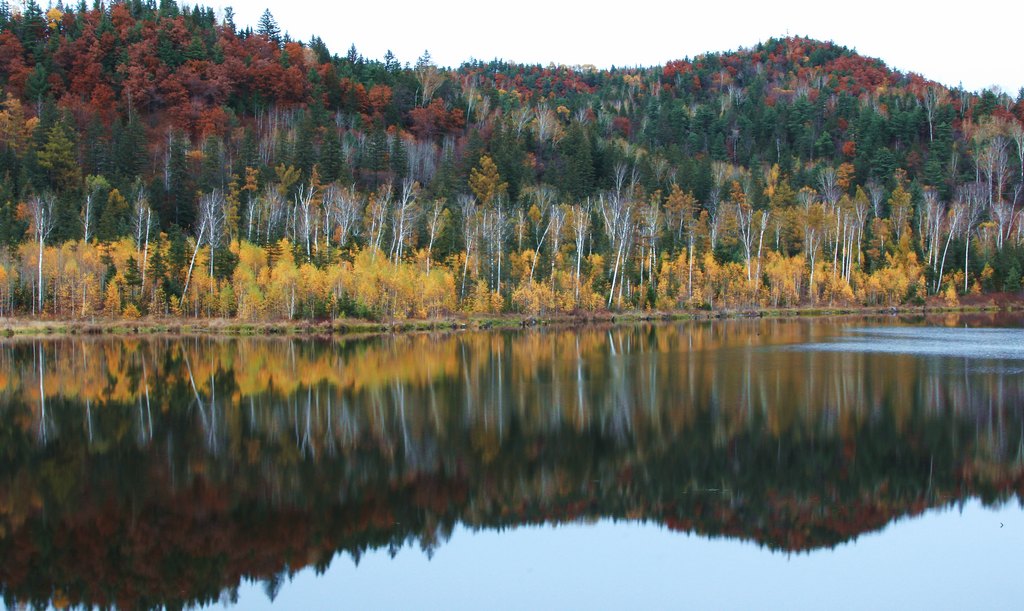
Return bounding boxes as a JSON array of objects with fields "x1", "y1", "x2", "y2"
[{"x1": 1, "y1": 318, "x2": 1022, "y2": 609}]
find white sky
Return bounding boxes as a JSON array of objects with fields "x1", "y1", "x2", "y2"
[{"x1": 220, "y1": 0, "x2": 1022, "y2": 95}]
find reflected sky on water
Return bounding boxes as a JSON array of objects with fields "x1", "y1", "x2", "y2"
[
  {"x1": 796, "y1": 327, "x2": 1024, "y2": 361},
  {"x1": 235, "y1": 500, "x2": 1023, "y2": 611}
]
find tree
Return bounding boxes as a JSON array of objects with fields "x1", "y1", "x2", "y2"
[
  {"x1": 98, "y1": 189, "x2": 131, "y2": 242},
  {"x1": 935, "y1": 199, "x2": 963, "y2": 293},
  {"x1": 468, "y1": 155, "x2": 506, "y2": 207},
  {"x1": 599, "y1": 166, "x2": 636, "y2": 308},
  {"x1": 414, "y1": 51, "x2": 444, "y2": 107},
  {"x1": 182, "y1": 190, "x2": 225, "y2": 310},
  {"x1": 458, "y1": 194, "x2": 479, "y2": 299},
  {"x1": 36, "y1": 124, "x2": 81, "y2": 193},
  {"x1": 22, "y1": 193, "x2": 56, "y2": 313},
  {"x1": 131, "y1": 190, "x2": 154, "y2": 289},
  {"x1": 754, "y1": 209, "x2": 771, "y2": 290},
  {"x1": 547, "y1": 203, "x2": 567, "y2": 281},
  {"x1": 671, "y1": 187, "x2": 700, "y2": 298},
  {"x1": 423, "y1": 198, "x2": 449, "y2": 273},
  {"x1": 242, "y1": 167, "x2": 260, "y2": 242},
  {"x1": 257, "y1": 9, "x2": 281, "y2": 45},
  {"x1": 797, "y1": 189, "x2": 826, "y2": 301},
  {"x1": 294, "y1": 170, "x2": 321, "y2": 259},
  {"x1": 887, "y1": 180, "x2": 912, "y2": 241},
  {"x1": 324, "y1": 183, "x2": 362, "y2": 249},
  {"x1": 817, "y1": 166, "x2": 841, "y2": 209},
  {"x1": 81, "y1": 175, "x2": 110, "y2": 243},
  {"x1": 366, "y1": 182, "x2": 392, "y2": 258},
  {"x1": 1010, "y1": 120, "x2": 1024, "y2": 184},
  {"x1": 920, "y1": 85, "x2": 948, "y2": 143},
  {"x1": 974, "y1": 121, "x2": 1010, "y2": 209},
  {"x1": 389, "y1": 178, "x2": 419, "y2": 263},
  {"x1": 734, "y1": 180, "x2": 756, "y2": 282},
  {"x1": 957, "y1": 181, "x2": 986, "y2": 293},
  {"x1": 568, "y1": 201, "x2": 592, "y2": 303},
  {"x1": 481, "y1": 199, "x2": 511, "y2": 295},
  {"x1": 521, "y1": 185, "x2": 555, "y2": 281},
  {"x1": 558, "y1": 123, "x2": 595, "y2": 199},
  {"x1": 199, "y1": 190, "x2": 226, "y2": 283}
]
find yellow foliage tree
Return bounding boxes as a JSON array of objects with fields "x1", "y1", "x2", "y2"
[
  {"x1": 103, "y1": 278, "x2": 122, "y2": 317},
  {"x1": 468, "y1": 155, "x2": 507, "y2": 206},
  {"x1": 762, "y1": 252, "x2": 805, "y2": 307}
]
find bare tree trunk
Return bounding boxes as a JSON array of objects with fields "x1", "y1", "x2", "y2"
[
  {"x1": 964, "y1": 231, "x2": 971, "y2": 294},
  {"x1": 141, "y1": 208, "x2": 151, "y2": 289},
  {"x1": 755, "y1": 211, "x2": 769, "y2": 290},
  {"x1": 182, "y1": 220, "x2": 207, "y2": 309},
  {"x1": 687, "y1": 236, "x2": 695, "y2": 299},
  {"x1": 37, "y1": 233, "x2": 44, "y2": 314}
]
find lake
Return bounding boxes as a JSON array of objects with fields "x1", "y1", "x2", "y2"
[{"x1": 1, "y1": 315, "x2": 1022, "y2": 609}]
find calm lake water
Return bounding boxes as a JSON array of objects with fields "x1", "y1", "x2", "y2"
[{"x1": 1, "y1": 315, "x2": 1022, "y2": 609}]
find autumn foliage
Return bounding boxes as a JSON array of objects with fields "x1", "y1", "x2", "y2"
[{"x1": 0, "y1": 3, "x2": 1023, "y2": 323}]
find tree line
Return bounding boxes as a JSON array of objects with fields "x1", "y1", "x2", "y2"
[{"x1": 1, "y1": 1, "x2": 1023, "y2": 320}]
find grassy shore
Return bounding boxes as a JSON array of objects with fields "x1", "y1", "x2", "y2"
[{"x1": 1, "y1": 293, "x2": 1021, "y2": 339}]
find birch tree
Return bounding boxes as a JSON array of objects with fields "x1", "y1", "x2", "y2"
[
  {"x1": 197, "y1": 190, "x2": 226, "y2": 302},
  {"x1": 920, "y1": 85, "x2": 948, "y2": 143},
  {"x1": 366, "y1": 182, "x2": 392, "y2": 259},
  {"x1": 458, "y1": 194, "x2": 478, "y2": 299},
  {"x1": 390, "y1": 178, "x2": 420, "y2": 263},
  {"x1": 423, "y1": 198, "x2": 449, "y2": 273},
  {"x1": 294, "y1": 173, "x2": 321, "y2": 259},
  {"x1": 958, "y1": 181, "x2": 986, "y2": 292},
  {"x1": 82, "y1": 175, "x2": 109, "y2": 243},
  {"x1": 130, "y1": 190, "x2": 153, "y2": 289},
  {"x1": 23, "y1": 193, "x2": 55, "y2": 314},
  {"x1": 569, "y1": 201, "x2": 591, "y2": 302},
  {"x1": 522, "y1": 185, "x2": 555, "y2": 281},
  {"x1": 546, "y1": 204, "x2": 566, "y2": 282},
  {"x1": 599, "y1": 171, "x2": 636, "y2": 308},
  {"x1": 325, "y1": 184, "x2": 362, "y2": 249},
  {"x1": 935, "y1": 202, "x2": 963, "y2": 293}
]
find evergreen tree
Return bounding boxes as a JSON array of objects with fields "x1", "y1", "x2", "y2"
[
  {"x1": 24, "y1": 64, "x2": 49, "y2": 101},
  {"x1": 555, "y1": 123, "x2": 595, "y2": 200},
  {"x1": 319, "y1": 128, "x2": 345, "y2": 184},
  {"x1": 114, "y1": 116, "x2": 146, "y2": 184},
  {"x1": 257, "y1": 9, "x2": 280, "y2": 45},
  {"x1": 97, "y1": 188, "x2": 130, "y2": 241},
  {"x1": 161, "y1": 133, "x2": 194, "y2": 229},
  {"x1": 389, "y1": 135, "x2": 408, "y2": 183}
]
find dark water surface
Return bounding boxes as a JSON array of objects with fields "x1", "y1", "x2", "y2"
[{"x1": 1, "y1": 315, "x2": 1022, "y2": 609}]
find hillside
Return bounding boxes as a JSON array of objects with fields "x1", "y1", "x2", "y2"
[{"x1": 0, "y1": 1, "x2": 1023, "y2": 320}]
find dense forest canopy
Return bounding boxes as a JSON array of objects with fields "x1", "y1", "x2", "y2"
[{"x1": 1, "y1": 0, "x2": 1024, "y2": 320}]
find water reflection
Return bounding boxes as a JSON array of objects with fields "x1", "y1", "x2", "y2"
[{"x1": 0, "y1": 317, "x2": 1022, "y2": 608}]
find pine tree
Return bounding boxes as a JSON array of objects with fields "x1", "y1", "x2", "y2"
[
  {"x1": 319, "y1": 128, "x2": 345, "y2": 184},
  {"x1": 257, "y1": 9, "x2": 280, "y2": 45},
  {"x1": 97, "y1": 189, "x2": 130, "y2": 241}
]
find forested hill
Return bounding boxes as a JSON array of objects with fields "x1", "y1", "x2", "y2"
[{"x1": 1, "y1": 0, "x2": 1023, "y2": 320}]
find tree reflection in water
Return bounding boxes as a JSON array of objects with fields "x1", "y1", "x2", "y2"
[{"x1": 0, "y1": 317, "x2": 1022, "y2": 608}]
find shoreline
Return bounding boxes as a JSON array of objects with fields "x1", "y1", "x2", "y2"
[{"x1": 1, "y1": 299, "x2": 1020, "y2": 339}]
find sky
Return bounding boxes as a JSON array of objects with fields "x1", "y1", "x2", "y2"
[{"x1": 218, "y1": 0, "x2": 1022, "y2": 96}]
